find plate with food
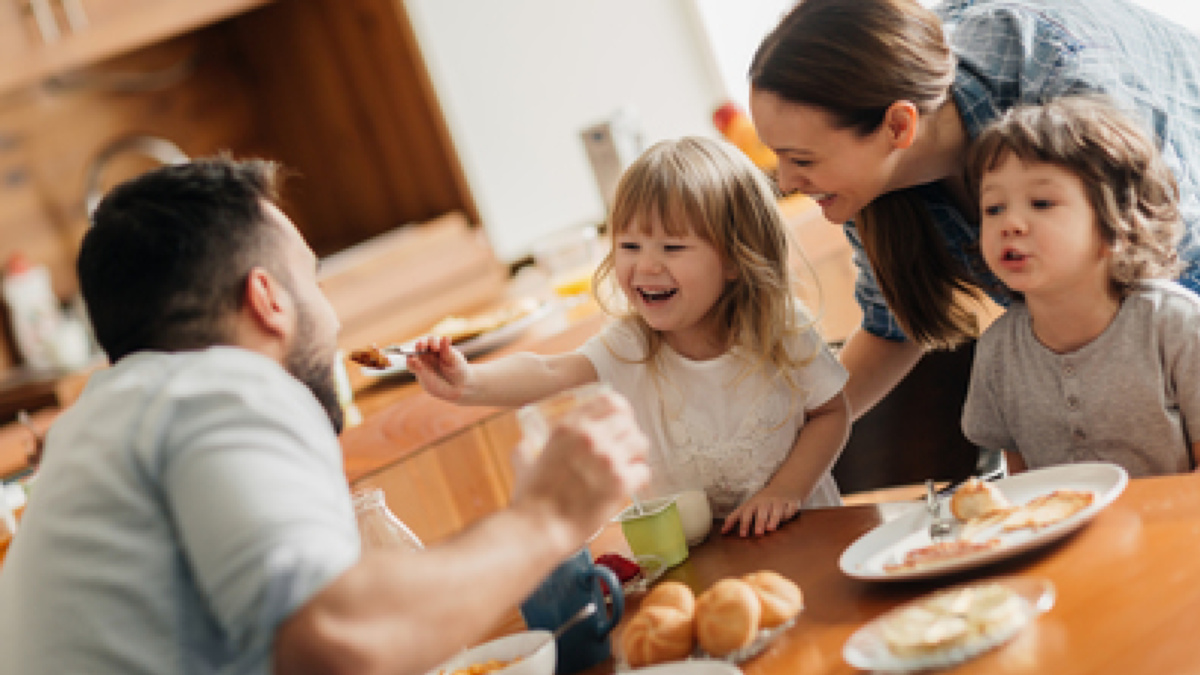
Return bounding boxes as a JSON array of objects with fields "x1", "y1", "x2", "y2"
[
  {"x1": 617, "y1": 572, "x2": 803, "y2": 671},
  {"x1": 839, "y1": 462, "x2": 1128, "y2": 581},
  {"x1": 843, "y1": 576, "x2": 1055, "y2": 672},
  {"x1": 351, "y1": 298, "x2": 553, "y2": 377}
]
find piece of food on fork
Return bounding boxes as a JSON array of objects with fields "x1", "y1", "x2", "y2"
[{"x1": 348, "y1": 345, "x2": 392, "y2": 369}]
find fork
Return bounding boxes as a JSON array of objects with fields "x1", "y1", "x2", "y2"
[
  {"x1": 380, "y1": 345, "x2": 428, "y2": 357},
  {"x1": 925, "y1": 479, "x2": 955, "y2": 542}
]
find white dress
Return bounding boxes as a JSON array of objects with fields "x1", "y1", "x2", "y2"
[{"x1": 579, "y1": 314, "x2": 848, "y2": 516}]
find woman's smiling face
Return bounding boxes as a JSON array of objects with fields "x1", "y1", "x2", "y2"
[{"x1": 750, "y1": 88, "x2": 898, "y2": 225}]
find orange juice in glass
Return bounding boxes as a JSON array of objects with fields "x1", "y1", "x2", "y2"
[{"x1": 533, "y1": 224, "x2": 602, "y2": 300}]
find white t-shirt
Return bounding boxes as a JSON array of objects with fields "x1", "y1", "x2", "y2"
[
  {"x1": 579, "y1": 316, "x2": 848, "y2": 516},
  {"x1": 0, "y1": 347, "x2": 360, "y2": 674}
]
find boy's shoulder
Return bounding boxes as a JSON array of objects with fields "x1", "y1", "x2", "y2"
[{"x1": 1126, "y1": 279, "x2": 1200, "y2": 317}]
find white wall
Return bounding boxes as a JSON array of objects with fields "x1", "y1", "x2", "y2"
[
  {"x1": 405, "y1": 0, "x2": 730, "y2": 262},
  {"x1": 688, "y1": 0, "x2": 793, "y2": 115}
]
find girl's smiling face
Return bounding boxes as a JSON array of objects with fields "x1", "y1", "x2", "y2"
[
  {"x1": 750, "y1": 88, "x2": 899, "y2": 225},
  {"x1": 613, "y1": 214, "x2": 736, "y2": 359},
  {"x1": 978, "y1": 153, "x2": 1112, "y2": 300}
]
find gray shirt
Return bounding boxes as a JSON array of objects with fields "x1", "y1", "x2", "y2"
[
  {"x1": 0, "y1": 348, "x2": 359, "y2": 674},
  {"x1": 962, "y1": 281, "x2": 1200, "y2": 476}
]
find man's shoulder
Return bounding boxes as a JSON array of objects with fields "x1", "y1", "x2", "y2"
[{"x1": 102, "y1": 347, "x2": 292, "y2": 396}]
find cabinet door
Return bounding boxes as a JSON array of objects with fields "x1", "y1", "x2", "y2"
[{"x1": 0, "y1": 0, "x2": 274, "y2": 95}]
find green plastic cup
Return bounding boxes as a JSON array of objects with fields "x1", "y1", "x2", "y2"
[{"x1": 617, "y1": 496, "x2": 689, "y2": 570}]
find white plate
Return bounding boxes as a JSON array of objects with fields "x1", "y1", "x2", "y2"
[
  {"x1": 615, "y1": 617, "x2": 795, "y2": 672},
  {"x1": 843, "y1": 576, "x2": 1055, "y2": 672},
  {"x1": 361, "y1": 300, "x2": 555, "y2": 378},
  {"x1": 839, "y1": 462, "x2": 1128, "y2": 581}
]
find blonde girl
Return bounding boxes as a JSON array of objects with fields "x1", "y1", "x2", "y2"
[
  {"x1": 963, "y1": 97, "x2": 1200, "y2": 476},
  {"x1": 410, "y1": 136, "x2": 850, "y2": 537}
]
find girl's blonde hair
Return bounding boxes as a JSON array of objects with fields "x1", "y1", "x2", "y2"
[
  {"x1": 593, "y1": 136, "x2": 817, "y2": 385},
  {"x1": 968, "y1": 97, "x2": 1182, "y2": 293},
  {"x1": 751, "y1": 0, "x2": 984, "y2": 350}
]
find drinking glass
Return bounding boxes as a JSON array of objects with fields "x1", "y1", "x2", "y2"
[{"x1": 352, "y1": 486, "x2": 423, "y2": 552}]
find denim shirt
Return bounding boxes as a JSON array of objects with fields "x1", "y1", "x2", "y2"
[{"x1": 849, "y1": 0, "x2": 1200, "y2": 341}]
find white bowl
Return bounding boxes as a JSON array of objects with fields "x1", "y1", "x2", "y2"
[
  {"x1": 432, "y1": 630, "x2": 556, "y2": 675},
  {"x1": 625, "y1": 661, "x2": 741, "y2": 674}
]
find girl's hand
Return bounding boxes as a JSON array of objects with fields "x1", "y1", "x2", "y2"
[
  {"x1": 721, "y1": 491, "x2": 800, "y2": 537},
  {"x1": 407, "y1": 335, "x2": 473, "y2": 402}
]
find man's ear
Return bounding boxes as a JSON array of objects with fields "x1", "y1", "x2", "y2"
[
  {"x1": 884, "y1": 100, "x2": 920, "y2": 150},
  {"x1": 243, "y1": 267, "x2": 294, "y2": 340}
]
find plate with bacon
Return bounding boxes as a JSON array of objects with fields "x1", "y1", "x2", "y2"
[
  {"x1": 350, "y1": 298, "x2": 553, "y2": 377},
  {"x1": 839, "y1": 462, "x2": 1128, "y2": 581}
]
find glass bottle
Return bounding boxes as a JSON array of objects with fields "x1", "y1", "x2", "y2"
[{"x1": 352, "y1": 486, "x2": 423, "y2": 552}]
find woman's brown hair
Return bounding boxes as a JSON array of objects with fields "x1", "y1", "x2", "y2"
[
  {"x1": 969, "y1": 97, "x2": 1182, "y2": 292},
  {"x1": 750, "y1": 0, "x2": 983, "y2": 349}
]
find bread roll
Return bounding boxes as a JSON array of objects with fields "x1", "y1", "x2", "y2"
[
  {"x1": 742, "y1": 571, "x2": 803, "y2": 628},
  {"x1": 695, "y1": 578, "x2": 760, "y2": 656},
  {"x1": 949, "y1": 478, "x2": 1011, "y2": 521},
  {"x1": 642, "y1": 581, "x2": 696, "y2": 616},
  {"x1": 619, "y1": 605, "x2": 695, "y2": 668}
]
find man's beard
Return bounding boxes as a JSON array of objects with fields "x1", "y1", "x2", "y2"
[{"x1": 284, "y1": 301, "x2": 344, "y2": 434}]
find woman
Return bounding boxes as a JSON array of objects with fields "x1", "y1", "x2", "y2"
[{"x1": 749, "y1": 0, "x2": 1200, "y2": 420}]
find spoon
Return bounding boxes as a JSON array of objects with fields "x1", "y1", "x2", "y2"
[{"x1": 545, "y1": 601, "x2": 597, "y2": 645}]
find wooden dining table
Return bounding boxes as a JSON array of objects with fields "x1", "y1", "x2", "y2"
[{"x1": 569, "y1": 471, "x2": 1200, "y2": 674}]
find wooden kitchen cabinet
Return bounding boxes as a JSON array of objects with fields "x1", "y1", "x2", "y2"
[
  {"x1": 0, "y1": 0, "x2": 481, "y2": 381},
  {"x1": 0, "y1": 0, "x2": 275, "y2": 94}
]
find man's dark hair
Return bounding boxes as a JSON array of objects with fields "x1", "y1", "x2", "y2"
[{"x1": 79, "y1": 156, "x2": 285, "y2": 362}]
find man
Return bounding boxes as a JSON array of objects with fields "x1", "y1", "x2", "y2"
[{"x1": 0, "y1": 158, "x2": 650, "y2": 674}]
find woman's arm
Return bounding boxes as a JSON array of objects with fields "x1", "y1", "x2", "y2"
[
  {"x1": 837, "y1": 329, "x2": 925, "y2": 421},
  {"x1": 722, "y1": 390, "x2": 851, "y2": 537}
]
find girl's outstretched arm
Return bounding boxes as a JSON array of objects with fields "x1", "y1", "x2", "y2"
[
  {"x1": 408, "y1": 335, "x2": 599, "y2": 407},
  {"x1": 722, "y1": 390, "x2": 850, "y2": 537}
]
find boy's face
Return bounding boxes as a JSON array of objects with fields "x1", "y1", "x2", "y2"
[{"x1": 978, "y1": 154, "x2": 1112, "y2": 301}]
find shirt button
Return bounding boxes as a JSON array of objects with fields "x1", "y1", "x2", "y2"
[
  {"x1": 1067, "y1": 396, "x2": 1080, "y2": 410},
  {"x1": 1073, "y1": 428, "x2": 1087, "y2": 441},
  {"x1": 1064, "y1": 364, "x2": 1076, "y2": 377}
]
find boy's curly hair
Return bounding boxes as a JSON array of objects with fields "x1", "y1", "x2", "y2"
[{"x1": 968, "y1": 96, "x2": 1182, "y2": 294}]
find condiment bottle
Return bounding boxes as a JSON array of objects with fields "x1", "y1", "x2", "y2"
[
  {"x1": 352, "y1": 486, "x2": 423, "y2": 552},
  {"x1": 2, "y1": 252, "x2": 61, "y2": 370}
]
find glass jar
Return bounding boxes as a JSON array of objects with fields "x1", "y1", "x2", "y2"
[{"x1": 352, "y1": 486, "x2": 423, "y2": 552}]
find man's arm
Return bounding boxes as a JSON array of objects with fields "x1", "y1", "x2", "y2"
[
  {"x1": 837, "y1": 329, "x2": 924, "y2": 421},
  {"x1": 274, "y1": 392, "x2": 650, "y2": 675}
]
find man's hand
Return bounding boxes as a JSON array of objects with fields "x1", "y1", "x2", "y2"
[{"x1": 512, "y1": 390, "x2": 651, "y2": 547}]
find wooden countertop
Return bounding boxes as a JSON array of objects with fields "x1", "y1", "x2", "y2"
[{"x1": 340, "y1": 302, "x2": 606, "y2": 483}]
